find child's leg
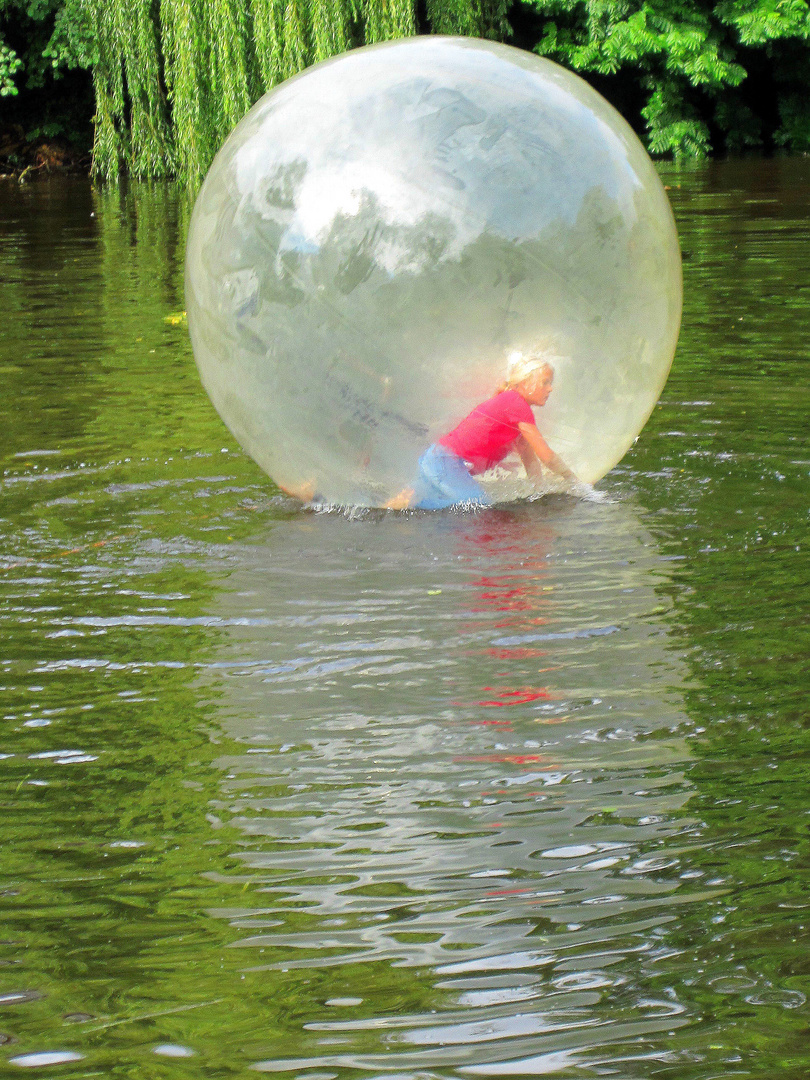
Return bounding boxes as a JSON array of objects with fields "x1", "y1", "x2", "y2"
[{"x1": 414, "y1": 445, "x2": 490, "y2": 509}]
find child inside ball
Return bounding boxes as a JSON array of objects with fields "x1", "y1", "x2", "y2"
[{"x1": 385, "y1": 350, "x2": 579, "y2": 510}]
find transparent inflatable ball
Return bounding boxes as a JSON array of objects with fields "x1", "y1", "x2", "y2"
[{"x1": 186, "y1": 36, "x2": 682, "y2": 507}]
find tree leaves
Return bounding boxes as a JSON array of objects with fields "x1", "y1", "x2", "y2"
[
  {"x1": 524, "y1": 0, "x2": 809, "y2": 154},
  {"x1": 2, "y1": 0, "x2": 810, "y2": 176},
  {"x1": 82, "y1": 0, "x2": 420, "y2": 183},
  {"x1": 716, "y1": 0, "x2": 810, "y2": 46},
  {"x1": 0, "y1": 35, "x2": 23, "y2": 94}
]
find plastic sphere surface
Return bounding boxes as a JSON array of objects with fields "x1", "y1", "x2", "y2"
[{"x1": 186, "y1": 36, "x2": 681, "y2": 506}]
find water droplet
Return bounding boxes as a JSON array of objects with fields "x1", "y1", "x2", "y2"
[
  {"x1": 0, "y1": 991, "x2": 43, "y2": 1006},
  {"x1": 153, "y1": 1044, "x2": 195, "y2": 1057},
  {"x1": 8, "y1": 1051, "x2": 83, "y2": 1067},
  {"x1": 745, "y1": 989, "x2": 806, "y2": 1009}
]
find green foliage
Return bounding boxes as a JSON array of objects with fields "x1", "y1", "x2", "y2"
[
  {"x1": 0, "y1": 34, "x2": 23, "y2": 94},
  {"x1": 427, "y1": 0, "x2": 512, "y2": 37},
  {"x1": 715, "y1": 0, "x2": 810, "y2": 46},
  {"x1": 0, "y1": 0, "x2": 94, "y2": 155},
  {"x1": 83, "y1": 0, "x2": 421, "y2": 185},
  {"x1": 5, "y1": 0, "x2": 509, "y2": 180},
  {"x1": 44, "y1": 0, "x2": 95, "y2": 70},
  {"x1": 2, "y1": 0, "x2": 810, "y2": 177},
  {"x1": 363, "y1": 0, "x2": 416, "y2": 42},
  {"x1": 521, "y1": 0, "x2": 810, "y2": 155},
  {"x1": 0, "y1": 0, "x2": 92, "y2": 94},
  {"x1": 642, "y1": 80, "x2": 712, "y2": 155}
]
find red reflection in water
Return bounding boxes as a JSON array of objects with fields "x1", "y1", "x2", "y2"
[
  {"x1": 454, "y1": 754, "x2": 550, "y2": 764},
  {"x1": 447, "y1": 516, "x2": 570, "y2": 779},
  {"x1": 484, "y1": 648, "x2": 549, "y2": 660},
  {"x1": 481, "y1": 791, "x2": 547, "y2": 797},
  {"x1": 470, "y1": 581, "x2": 535, "y2": 612},
  {"x1": 453, "y1": 686, "x2": 552, "y2": 707}
]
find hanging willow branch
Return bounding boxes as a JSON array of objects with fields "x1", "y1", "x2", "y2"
[
  {"x1": 159, "y1": 0, "x2": 215, "y2": 188},
  {"x1": 426, "y1": 0, "x2": 511, "y2": 39},
  {"x1": 251, "y1": 0, "x2": 284, "y2": 89},
  {"x1": 311, "y1": 0, "x2": 352, "y2": 63},
  {"x1": 363, "y1": 0, "x2": 415, "y2": 44},
  {"x1": 87, "y1": 0, "x2": 506, "y2": 184},
  {"x1": 86, "y1": 0, "x2": 175, "y2": 179},
  {"x1": 88, "y1": 0, "x2": 127, "y2": 179}
]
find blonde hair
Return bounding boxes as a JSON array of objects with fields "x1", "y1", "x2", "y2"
[{"x1": 500, "y1": 348, "x2": 559, "y2": 392}]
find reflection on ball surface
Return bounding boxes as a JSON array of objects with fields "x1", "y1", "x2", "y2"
[{"x1": 186, "y1": 36, "x2": 681, "y2": 507}]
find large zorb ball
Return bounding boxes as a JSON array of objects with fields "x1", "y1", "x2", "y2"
[{"x1": 186, "y1": 36, "x2": 681, "y2": 507}]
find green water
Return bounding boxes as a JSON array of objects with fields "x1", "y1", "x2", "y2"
[{"x1": 0, "y1": 161, "x2": 807, "y2": 1078}]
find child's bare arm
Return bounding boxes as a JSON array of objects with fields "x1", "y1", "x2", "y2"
[
  {"x1": 517, "y1": 422, "x2": 578, "y2": 482},
  {"x1": 516, "y1": 435, "x2": 543, "y2": 478}
]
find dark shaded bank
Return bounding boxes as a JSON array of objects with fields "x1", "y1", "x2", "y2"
[
  {"x1": 0, "y1": 123, "x2": 90, "y2": 179},
  {"x1": 0, "y1": 58, "x2": 93, "y2": 179}
]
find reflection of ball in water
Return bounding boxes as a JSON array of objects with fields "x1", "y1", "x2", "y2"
[{"x1": 186, "y1": 36, "x2": 681, "y2": 506}]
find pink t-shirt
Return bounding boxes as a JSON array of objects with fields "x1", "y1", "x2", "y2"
[{"x1": 439, "y1": 390, "x2": 535, "y2": 473}]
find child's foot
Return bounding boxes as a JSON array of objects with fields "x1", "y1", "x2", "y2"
[
  {"x1": 278, "y1": 479, "x2": 316, "y2": 501},
  {"x1": 384, "y1": 487, "x2": 414, "y2": 510}
]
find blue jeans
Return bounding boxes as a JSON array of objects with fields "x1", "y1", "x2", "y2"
[{"x1": 413, "y1": 444, "x2": 491, "y2": 510}]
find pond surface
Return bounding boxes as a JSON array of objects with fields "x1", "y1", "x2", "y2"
[{"x1": 0, "y1": 159, "x2": 807, "y2": 1079}]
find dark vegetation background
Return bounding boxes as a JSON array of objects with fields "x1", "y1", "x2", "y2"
[{"x1": 1, "y1": 0, "x2": 808, "y2": 180}]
